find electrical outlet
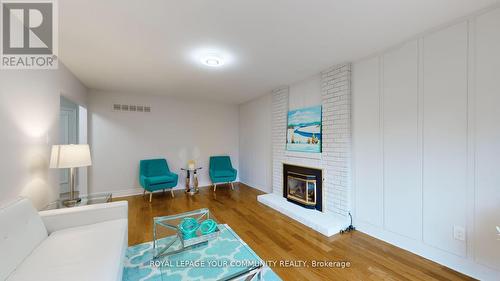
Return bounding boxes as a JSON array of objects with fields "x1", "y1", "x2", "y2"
[{"x1": 453, "y1": 226, "x2": 466, "y2": 241}]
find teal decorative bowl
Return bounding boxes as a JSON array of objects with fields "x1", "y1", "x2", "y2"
[
  {"x1": 178, "y1": 218, "x2": 199, "y2": 239},
  {"x1": 199, "y1": 219, "x2": 217, "y2": 235}
]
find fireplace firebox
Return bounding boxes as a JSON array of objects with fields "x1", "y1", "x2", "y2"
[{"x1": 283, "y1": 164, "x2": 322, "y2": 211}]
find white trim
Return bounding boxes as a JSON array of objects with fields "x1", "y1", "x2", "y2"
[
  {"x1": 109, "y1": 188, "x2": 144, "y2": 198},
  {"x1": 466, "y1": 16, "x2": 477, "y2": 264},
  {"x1": 417, "y1": 37, "x2": 425, "y2": 243}
]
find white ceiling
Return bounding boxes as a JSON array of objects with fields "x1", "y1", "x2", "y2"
[{"x1": 59, "y1": 0, "x2": 498, "y2": 104}]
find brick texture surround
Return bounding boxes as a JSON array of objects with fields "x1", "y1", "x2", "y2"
[
  {"x1": 271, "y1": 64, "x2": 352, "y2": 217},
  {"x1": 271, "y1": 87, "x2": 289, "y2": 198}
]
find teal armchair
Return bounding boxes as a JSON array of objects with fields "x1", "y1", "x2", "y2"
[
  {"x1": 140, "y1": 159, "x2": 178, "y2": 202},
  {"x1": 209, "y1": 156, "x2": 237, "y2": 191}
]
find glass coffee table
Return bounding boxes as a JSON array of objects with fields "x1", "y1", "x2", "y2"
[
  {"x1": 153, "y1": 209, "x2": 263, "y2": 281},
  {"x1": 44, "y1": 192, "x2": 112, "y2": 210}
]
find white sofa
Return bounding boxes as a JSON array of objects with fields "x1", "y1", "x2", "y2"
[{"x1": 0, "y1": 198, "x2": 128, "y2": 281}]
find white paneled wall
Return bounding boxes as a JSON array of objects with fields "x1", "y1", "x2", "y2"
[
  {"x1": 422, "y1": 22, "x2": 468, "y2": 257},
  {"x1": 382, "y1": 41, "x2": 421, "y2": 240},
  {"x1": 352, "y1": 57, "x2": 383, "y2": 227},
  {"x1": 353, "y1": 6, "x2": 500, "y2": 280},
  {"x1": 474, "y1": 8, "x2": 500, "y2": 271}
]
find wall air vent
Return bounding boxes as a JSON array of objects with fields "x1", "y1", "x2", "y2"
[{"x1": 112, "y1": 104, "x2": 151, "y2": 113}]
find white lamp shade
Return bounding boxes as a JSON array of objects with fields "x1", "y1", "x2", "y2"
[{"x1": 49, "y1": 144, "x2": 92, "y2": 168}]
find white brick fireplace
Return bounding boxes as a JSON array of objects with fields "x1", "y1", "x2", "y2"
[{"x1": 258, "y1": 63, "x2": 352, "y2": 236}]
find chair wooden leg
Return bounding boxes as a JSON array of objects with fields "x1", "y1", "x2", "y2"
[
  {"x1": 213, "y1": 184, "x2": 217, "y2": 192},
  {"x1": 230, "y1": 182, "x2": 234, "y2": 190},
  {"x1": 170, "y1": 189, "x2": 174, "y2": 198},
  {"x1": 149, "y1": 192, "x2": 152, "y2": 202},
  {"x1": 143, "y1": 189, "x2": 146, "y2": 196}
]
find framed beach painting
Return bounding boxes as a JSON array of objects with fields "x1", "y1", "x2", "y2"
[{"x1": 286, "y1": 105, "x2": 322, "y2": 153}]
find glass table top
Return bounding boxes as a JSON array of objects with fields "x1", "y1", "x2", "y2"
[
  {"x1": 155, "y1": 224, "x2": 262, "y2": 281},
  {"x1": 44, "y1": 192, "x2": 112, "y2": 210},
  {"x1": 153, "y1": 208, "x2": 219, "y2": 257},
  {"x1": 180, "y1": 167, "x2": 203, "y2": 171},
  {"x1": 153, "y1": 209, "x2": 263, "y2": 280}
]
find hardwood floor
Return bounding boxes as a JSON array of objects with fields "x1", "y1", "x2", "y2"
[{"x1": 114, "y1": 183, "x2": 473, "y2": 281}]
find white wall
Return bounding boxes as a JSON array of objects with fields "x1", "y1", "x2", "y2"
[
  {"x1": 352, "y1": 6, "x2": 500, "y2": 280},
  {"x1": 0, "y1": 64, "x2": 88, "y2": 209},
  {"x1": 238, "y1": 75, "x2": 322, "y2": 194},
  {"x1": 239, "y1": 93, "x2": 272, "y2": 193},
  {"x1": 288, "y1": 74, "x2": 321, "y2": 110},
  {"x1": 88, "y1": 91, "x2": 239, "y2": 196}
]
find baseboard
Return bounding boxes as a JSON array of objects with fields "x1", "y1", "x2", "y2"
[
  {"x1": 109, "y1": 188, "x2": 144, "y2": 198},
  {"x1": 356, "y1": 221, "x2": 500, "y2": 280},
  {"x1": 239, "y1": 180, "x2": 271, "y2": 193}
]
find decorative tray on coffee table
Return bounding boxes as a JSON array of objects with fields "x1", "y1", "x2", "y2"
[{"x1": 152, "y1": 208, "x2": 220, "y2": 258}]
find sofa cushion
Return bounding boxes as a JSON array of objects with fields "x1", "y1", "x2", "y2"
[
  {"x1": 212, "y1": 169, "x2": 236, "y2": 178},
  {"x1": 7, "y1": 219, "x2": 128, "y2": 281},
  {"x1": 0, "y1": 198, "x2": 48, "y2": 281}
]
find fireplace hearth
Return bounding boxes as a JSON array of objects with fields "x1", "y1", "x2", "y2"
[{"x1": 283, "y1": 164, "x2": 322, "y2": 211}]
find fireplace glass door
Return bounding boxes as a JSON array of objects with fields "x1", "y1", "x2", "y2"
[{"x1": 287, "y1": 172, "x2": 316, "y2": 206}]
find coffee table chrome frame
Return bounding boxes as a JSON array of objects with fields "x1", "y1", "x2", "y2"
[{"x1": 152, "y1": 208, "x2": 212, "y2": 258}]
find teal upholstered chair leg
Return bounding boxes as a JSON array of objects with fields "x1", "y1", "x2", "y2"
[{"x1": 213, "y1": 182, "x2": 234, "y2": 191}]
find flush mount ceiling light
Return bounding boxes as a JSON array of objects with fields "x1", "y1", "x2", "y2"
[
  {"x1": 189, "y1": 47, "x2": 234, "y2": 68},
  {"x1": 200, "y1": 54, "x2": 224, "y2": 67}
]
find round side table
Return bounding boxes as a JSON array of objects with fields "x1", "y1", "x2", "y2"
[{"x1": 181, "y1": 167, "x2": 202, "y2": 195}]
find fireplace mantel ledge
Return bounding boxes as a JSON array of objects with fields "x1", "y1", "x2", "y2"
[
  {"x1": 284, "y1": 151, "x2": 322, "y2": 160},
  {"x1": 257, "y1": 193, "x2": 349, "y2": 236}
]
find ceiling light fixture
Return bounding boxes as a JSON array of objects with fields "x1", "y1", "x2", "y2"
[{"x1": 201, "y1": 54, "x2": 224, "y2": 67}]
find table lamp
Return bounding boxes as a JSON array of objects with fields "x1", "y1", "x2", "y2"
[{"x1": 50, "y1": 144, "x2": 92, "y2": 207}]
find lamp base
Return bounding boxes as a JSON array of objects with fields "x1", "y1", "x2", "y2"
[{"x1": 63, "y1": 197, "x2": 82, "y2": 207}]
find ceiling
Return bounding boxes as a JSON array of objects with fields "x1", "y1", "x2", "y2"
[{"x1": 59, "y1": 0, "x2": 498, "y2": 104}]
